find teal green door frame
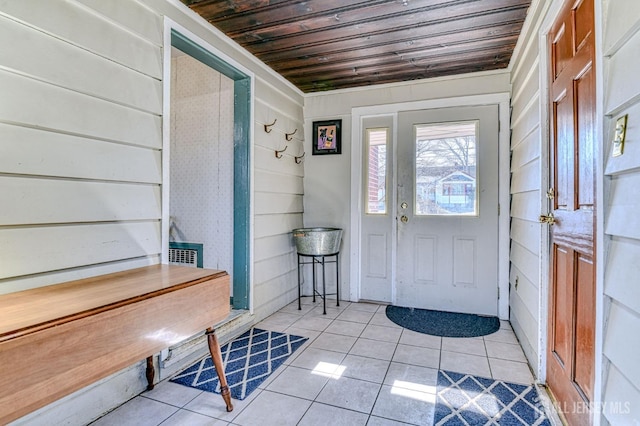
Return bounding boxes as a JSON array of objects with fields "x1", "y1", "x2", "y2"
[{"x1": 171, "y1": 30, "x2": 251, "y2": 310}]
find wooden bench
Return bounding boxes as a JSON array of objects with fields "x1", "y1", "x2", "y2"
[{"x1": 0, "y1": 264, "x2": 234, "y2": 424}]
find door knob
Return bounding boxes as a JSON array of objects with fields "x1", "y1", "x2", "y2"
[
  {"x1": 400, "y1": 215, "x2": 409, "y2": 223},
  {"x1": 539, "y1": 213, "x2": 556, "y2": 225}
]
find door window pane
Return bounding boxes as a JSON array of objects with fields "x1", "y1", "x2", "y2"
[
  {"x1": 415, "y1": 121, "x2": 478, "y2": 216},
  {"x1": 366, "y1": 128, "x2": 388, "y2": 214}
]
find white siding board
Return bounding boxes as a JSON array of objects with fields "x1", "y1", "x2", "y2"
[
  {"x1": 0, "y1": 0, "x2": 162, "y2": 78},
  {"x1": 254, "y1": 252, "x2": 297, "y2": 285},
  {"x1": 511, "y1": 80, "x2": 540, "y2": 128},
  {"x1": 0, "y1": 256, "x2": 159, "y2": 295},
  {"x1": 254, "y1": 122, "x2": 304, "y2": 156},
  {"x1": 254, "y1": 170, "x2": 304, "y2": 195},
  {"x1": 509, "y1": 307, "x2": 537, "y2": 369},
  {"x1": 0, "y1": 70, "x2": 161, "y2": 148},
  {"x1": 510, "y1": 217, "x2": 540, "y2": 254},
  {"x1": 602, "y1": 364, "x2": 640, "y2": 425},
  {"x1": 254, "y1": 145, "x2": 304, "y2": 177},
  {"x1": 255, "y1": 80, "x2": 304, "y2": 121},
  {"x1": 510, "y1": 190, "x2": 541, "y2": 222},
  {"x1": 511, "y1": 126, "x2": 541, "y2": 168},
  {"x1": 509, "y1": 0, "x2": 546, "y2": 82},
  {"x1": 252, "y1": 272, "x2": 298, "y2": 320},
  {"x1": 0, "y1": 177, "x2": 160, "y2": 225},
  {"x1": 75, "y1": 0, "x2": 163, "y2": 46},
  {"x1": 511, "y1": 54, "x2": 539, "y2": 106},
  {"x1": 254, "y1": 234, "x2": 295, "y2": 263},
  {"x1": 0, "y1": 124, "x2": 161, "y2": 183},
  {"x1": 605, "y1": 30, "x2": 640, "y2": 115},
  {"x1": 511, "y1": 158, "x2": 541, "y2": 194},
  {"x1": 605, "y1": 173, "x2": 640, "y2": 240},
  {"x1": 510, "y1": 241, "x2": 540, "y2": 285},
  {"x1": 254, "y1": 193, "x2": 303, "y2": 215},
  {"x1": 509, "y1": 289, "x2": 538, "y2": 361},
  {"x1": 604, "y1": 237, "x2": 640, "y2": 315},
  {"x1": 254, "y1": 214, "x2": 303, "y2": 239},
  {"x1": 603, "y1": 301, "x2": 640, "y2": 390},
  {"x1": 604, "y1": 101, "x2": 640, "y2": 175},
  {"x1": 0, "y1": 15, "x2": 162, "y2": 114},
  {"x1": 510, "y1": 264, "x2": 539, "y2": 323},
  {"x1": 603, "y1": 0, "x2": 640, "y2": 56},
  {"x1": 510, "y1": 95, "x2": 540, "y2": 146},
  {"x1": 0, "y1": 222, "x2": 160, "y2": 279}
]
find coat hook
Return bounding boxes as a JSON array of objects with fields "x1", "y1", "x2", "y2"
[
  {"x1": 285, "y1": 128, "x2": 297, "y2": 141},
  {"x1": 275, "y1": 145, "x2": 288, "y2": 158},
  {"x1": 264, "y1": 118, "x2": 277, "y2": 133},
  {"x1": 294, "y1": 151, "x2": 306, "y2": 164}
]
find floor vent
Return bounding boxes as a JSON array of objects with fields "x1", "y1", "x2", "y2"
[{"x1": 169, "y1": 242, "x2": 203, "y2": 268}]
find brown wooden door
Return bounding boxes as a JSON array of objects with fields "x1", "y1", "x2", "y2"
[{"x1": 546, "y1": 1, "x2": 596, "y2": 425}]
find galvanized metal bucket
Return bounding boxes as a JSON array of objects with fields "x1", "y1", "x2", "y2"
[{"x1": 292, "y1": 227, "x2": 343, "y2": 255}]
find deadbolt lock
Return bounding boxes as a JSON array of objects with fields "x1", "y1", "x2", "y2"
[{"x1": 401, "y1": 202, "x2": 408, "y2": 209}]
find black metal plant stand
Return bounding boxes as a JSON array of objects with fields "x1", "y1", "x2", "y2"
[{"x1": 297, "y1": 252, "x2": 339, "y2": 314}]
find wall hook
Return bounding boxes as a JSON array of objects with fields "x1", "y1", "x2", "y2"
[
  {"x1": 264, "y1": 118, "x2": 277, "y2": 133},
  {"x1": 294, "y1": 151, "x2": 306, "y2": 164},
  {"x1": 275, "y1": 145, "x2": 288, "y2": 158},
  {"x1": 285, "y1": 128, "x2": 298, "y2": 141}
]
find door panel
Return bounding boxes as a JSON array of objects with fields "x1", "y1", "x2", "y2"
[
  {"x1": 366, "y1": 234, "x2": 388, "y2": 278},
  {"x1": 396, "y1": 105, "x2": 499, "y2": 316},
  {"x1": 414, "y1": 235, "x2": 436, "y2": 284},
  {"x1": 551, "y1": 245, "x2": 572, "y2": 368},
  {"x1": 574, "y1": 254, "x2": 595, "y2": 401},
  {"x1": 546, "y1": 1, "x2": 596, "y2": 424}
]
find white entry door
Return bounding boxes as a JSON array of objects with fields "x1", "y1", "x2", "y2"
[{"x1": 395, "y1": 105, "x2": 499, "y2": 316}]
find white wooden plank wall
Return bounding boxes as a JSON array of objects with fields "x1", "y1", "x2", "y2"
[
  {"x1": 601, "y1": 1, "x2": 640, "y2": 422},
  {"x1": 0, "y1": 0, "x2": 163, "y2": 294},
  {"x1": 252, "y1": 96, "x2": 304, "y2": 321},
  {"x1": 0, "y1": 0, "x2": 306, "y2": 423},
  {"x1": 507, "y1": 0, "x2": 548, "y2": 370}
]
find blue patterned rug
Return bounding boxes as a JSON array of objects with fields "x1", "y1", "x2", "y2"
[
  {"x1": 435, "y1": 371, "x2": 551, "y2": 425},
  {"x1": 170, "y1": 328, "x2": 307, "y2": 400}
]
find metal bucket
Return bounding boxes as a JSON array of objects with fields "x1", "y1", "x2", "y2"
[{"x1": 292, "y1": 227, "x2": 343, "y2": 255}]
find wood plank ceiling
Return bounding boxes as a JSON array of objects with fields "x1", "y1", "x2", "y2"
[{"x1": 182, "y1": 0, "x2": 531, "y2": 93}]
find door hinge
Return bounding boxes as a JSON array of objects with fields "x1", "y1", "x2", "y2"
[{"x1": 498, "y1": 204, "x2": 501, "y2": 216}]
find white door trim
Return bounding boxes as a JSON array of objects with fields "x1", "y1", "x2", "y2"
[
  {"x1": 536, "y1": 0, "x2": 564, "y2": 387},
  {"x1": 161, "y1": 17, "x2": 256, "y2": 314},
  {"x1": 350, "y1": 93, "x2": 511, "y2": 320}
]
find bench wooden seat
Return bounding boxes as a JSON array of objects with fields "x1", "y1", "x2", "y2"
[{"x1": 0, "y1": 264, "x2": 233, "y2": 424}]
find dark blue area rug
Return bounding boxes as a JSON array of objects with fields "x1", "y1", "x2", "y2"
[
  {"x1": 386, "y1": 305, "x2": 500, "y2": 338},
  {"x1": 435, "y1": 370, "x2": 551, "y2": 425},
  {"x1": 170, "y1": 328, "x2": 307, "y2": 400}
]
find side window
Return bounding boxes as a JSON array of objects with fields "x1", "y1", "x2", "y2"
[{"x1": 366, "y1": 128, "x2": 389, "y2": 215}]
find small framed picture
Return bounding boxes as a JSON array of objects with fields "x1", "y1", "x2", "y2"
[{"x1": 312, "y1": 119, "x2": 342, "y2": 155}]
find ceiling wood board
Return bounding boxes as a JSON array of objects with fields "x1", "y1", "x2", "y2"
[{"x1": 183, "y1": 0, "x2": 532, "y2": 92}]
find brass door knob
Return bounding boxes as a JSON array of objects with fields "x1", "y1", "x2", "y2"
[
  {"x1": 400, "y1": 215, "x2": 409, "y2": 223},
  {"x1": 539, "y1": 213, "x2": 556, "y2": 225}
]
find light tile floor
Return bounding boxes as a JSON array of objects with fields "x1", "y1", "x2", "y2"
[{"x1": 93, "y1": 298, "x2": 536, "y2": 425}]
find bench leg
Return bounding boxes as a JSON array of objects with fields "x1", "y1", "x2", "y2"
[
  {"x1": 145, "y1": 356, "x2": 155, "y2": 390},
  {"x1": 206, "y1": 328, "x2": 234, "y2": 412}
]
